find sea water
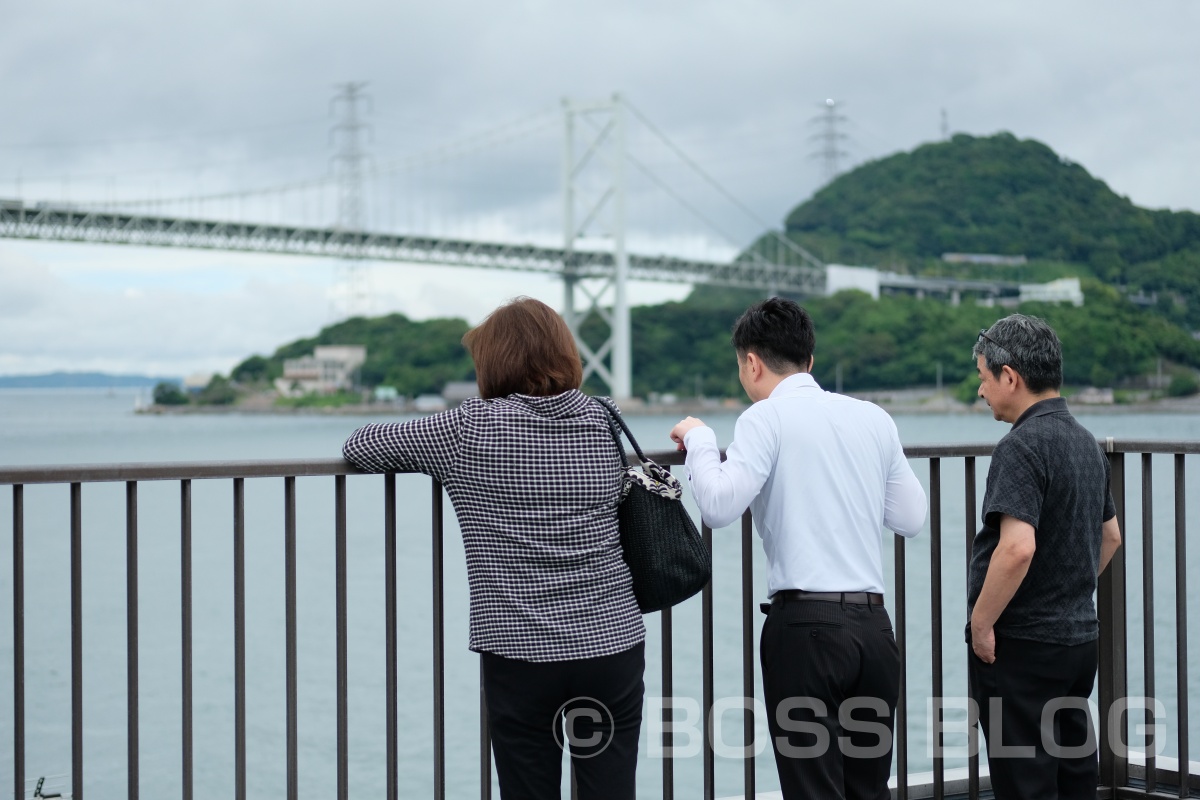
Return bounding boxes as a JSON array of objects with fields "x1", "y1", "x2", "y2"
[{"x1": 1, "y1": 389, "x2": 1197, "y2": 799}]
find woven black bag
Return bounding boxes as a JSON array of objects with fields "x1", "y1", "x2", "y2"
[{"x1": 595, "y1": 397, "x2": 711, "y2": 613}]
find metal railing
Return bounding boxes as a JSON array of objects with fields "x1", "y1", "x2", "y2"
[{"x1": 3, "y1": 441, "x2": 1198, "y2": 799}]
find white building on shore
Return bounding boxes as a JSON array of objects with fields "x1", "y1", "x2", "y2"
[{"x1": 274, "y1": 345, "x2": 366, "y2": 397}]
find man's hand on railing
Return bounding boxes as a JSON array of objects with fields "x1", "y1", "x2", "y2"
[{"x1": 670, "y1": 416, "x2": 707, "y2": 451}]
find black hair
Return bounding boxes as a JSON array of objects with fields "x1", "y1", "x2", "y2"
[{"x1": 730, "y1": 297, "x2": 815, "y2": 374}]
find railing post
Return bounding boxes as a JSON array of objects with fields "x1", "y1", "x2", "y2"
[
  {"x1": 180, "y1": 480, "x2": 193, "y2": 800},
  {"x1": 384, "y1": 473, "x2": 398, "y2": 800},
  {"x1": 701, "y1": 523, "x2": 715, "y2": 800},
  {"x1": 1141, "y1": 453, "x2": 1156, "y2": 793},
  {"x1": 13, "y1": 485, "x2": 24, "y2": 800},
  {"x1": 741, "y1": 510, "x2": 755, "y2": 800},
  {"x1": 893, "y1": 531, "x2": 908, "y2": 800},
  {"x1": 1098, "y1": 451, "x2": 1128, "y2": 792},
  {"x1": 72, "y1": 482, "x2": 83, "y2": 800},
  {"x1": 431, "y1": 479, "x2": 447, "y2": 800},
  {"x1": 929, "y1": 459, "x2": 944, "y2": 800},
  {"x1": 660, "y1": 605, "x2": 674, "y2": 800},
  {"x1": 126, "y1": 481, "x2": 140, "y2": 800},
  {"x1": 233, "y1": 478, "x2": 246, "y2": 800},
  {"x1": 1174, "y1": 454, "x2": 1189, "y2": 799},
  {"x1": 964, "y1": 457, "x2": 980, "y2": 800},
  {"x1": 284, "y1": 477, "x2": 298, "y2": 800},
  {"x1": 335, "y1": 475, "x2": 348, "y2": 800}
]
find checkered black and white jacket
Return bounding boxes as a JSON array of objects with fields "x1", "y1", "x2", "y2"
[{"x1": 342, "y1": 390, "x2": 645, "y2": 662}]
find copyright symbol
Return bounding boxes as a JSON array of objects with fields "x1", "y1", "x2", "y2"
[{"x1": 552, "y1": 696, "x2": 615, "y2": 759}]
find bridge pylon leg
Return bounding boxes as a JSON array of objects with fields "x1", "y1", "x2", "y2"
[{"x1": 561, "y1": 94, "x2": 631, "y2": 402}]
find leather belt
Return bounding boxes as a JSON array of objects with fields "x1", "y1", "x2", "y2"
[{"x1": 771, "y1": 590, "x2": 884, "y2": 606}]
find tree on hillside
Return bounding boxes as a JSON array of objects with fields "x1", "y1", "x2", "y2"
[{"x1": 779, "y1": 132, "x2": 1200, "y2": 321}]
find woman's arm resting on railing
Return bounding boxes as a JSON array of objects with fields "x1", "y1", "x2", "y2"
[{"x1": 342, "y1": 408, "x2": 464, "y2": 481}]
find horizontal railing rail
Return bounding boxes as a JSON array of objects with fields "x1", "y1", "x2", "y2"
[{"x1": 4, "y1": 439, "x2": 1198, "y2": 799}]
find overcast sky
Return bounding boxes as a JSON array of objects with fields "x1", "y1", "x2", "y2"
[{"x1": 1, "y1": 0, "x2": 1197, "y2": 377}]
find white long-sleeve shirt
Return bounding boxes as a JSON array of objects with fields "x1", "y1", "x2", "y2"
[{"x1": 683, "y1": 372, "x2": 927, "y2": 596}]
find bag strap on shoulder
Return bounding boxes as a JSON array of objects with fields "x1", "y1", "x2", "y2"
[{"x1": 593, "y1": 395, "x2": 648, "y2": 466}]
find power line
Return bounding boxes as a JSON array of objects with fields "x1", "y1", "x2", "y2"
[
  {"x1": 0, "y1": 116, "x2": 328, "y2": 150},
  {"x1": 372, "y1": 107, "x2": 558, "y2": 176},
  {"x1": 69, "y1": 109, "x2": 558, "y2": 210}
]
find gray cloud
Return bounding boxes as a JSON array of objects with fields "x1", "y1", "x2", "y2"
[{"x1": 1, "y1": 0, "x2": 1197, "y2": 374}]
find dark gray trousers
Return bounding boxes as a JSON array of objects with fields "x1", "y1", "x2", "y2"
[{"x1": 969, "y1": 636, "x2": 1098, "y2": 800}]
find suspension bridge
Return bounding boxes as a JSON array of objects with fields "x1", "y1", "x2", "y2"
[{"x1": 0, "y1": 91, "x2": 1017, "y2": 399}]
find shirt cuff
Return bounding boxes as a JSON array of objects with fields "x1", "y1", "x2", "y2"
[{"x1": 683, "y1": 426, "x2": 718, "y2": 451}]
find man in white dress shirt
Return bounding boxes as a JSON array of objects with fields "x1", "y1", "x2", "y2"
[{"x1": 670, "y1": 298, "x2": 927, "y2": 800}]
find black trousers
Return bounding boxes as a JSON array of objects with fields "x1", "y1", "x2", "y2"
[
  {"x1": 480, "y1": 642, "x2": 645, "y2": 800},
  {"x1": 760, "y1": 597, "x2": 900, "y2": 800},
  {"x1": 968, "y1": 636, "x2": 1098, "y2": 800}
]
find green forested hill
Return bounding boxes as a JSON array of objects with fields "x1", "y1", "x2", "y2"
[
  {"x1": 622, "y1": 282, "x2": 1200, "y2": 397},
  {"x1": 229, "y1": 132, "x2": 1200, "y2": 400},
  {"x1": 783, "y1": 132, "x2": 1200, "y2": 325},
  {"x1": 231, "y1": 313, "x2": 474, "y2": 396}
]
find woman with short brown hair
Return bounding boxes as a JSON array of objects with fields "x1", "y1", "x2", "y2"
[{"x1": 342, "y1": 297, "x2": 644, "y2": 800}]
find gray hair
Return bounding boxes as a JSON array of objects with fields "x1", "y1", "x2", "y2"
[{"x1": 973, "y1": 314, "x2": 1063, "y2": 393}]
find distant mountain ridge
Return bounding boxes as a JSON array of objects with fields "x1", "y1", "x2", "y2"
[{"x1": 0, "y1": 371, "x2": 180, "y2": 389}]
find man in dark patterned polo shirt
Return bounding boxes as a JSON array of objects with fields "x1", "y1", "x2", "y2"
[{"x1": 967, "y1": 314, "x2": 1123, "y2": 800}]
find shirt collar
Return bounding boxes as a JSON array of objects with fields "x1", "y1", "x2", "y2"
[
  {"x1": 768, "y1": 372, "x2": 821, "y2": 399},
  {"x1": 1011, "y1": 396, "x2": 1067, "y2": 430}
]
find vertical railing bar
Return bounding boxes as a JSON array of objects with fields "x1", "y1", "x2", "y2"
[
  {"x1": 284, "y1": 477, "x2": 298, "y2": 800},
  {"x1": 126, "y1": 481, "x2": 140, "y2": 800},
  {"x1": 431, "y1": 478, "x2": 447, "y2": 800},
  {"x1": 894, "y1": 530, "x2": 907, "y2": 800},
  {"x1": 1141, "y1": 453, "x2": 1156, "y2": 793},
  {"x1": 701, "y1": 522, "x2": 715, "y2": 800},
  {"x1": 180, "y1": 480, "x2": 193, "y2": 800},
  {"x1": 741, "y1": 510, "x2": 755, "y2": 800},
  {"x1": 662, "y1": 469, "x2": 676, "y2": 800},
  {"x1": 233, "y1": 478, "x2": 246, "y2": 800},
  {"x1": 72, "y1": 481, "x2": 83, "y2": 800},
  {"x1": 13, "y1": 485, "x2": 24, "y2": 800},
  {"x1": 479, "y1": 666, "x2": 490, "y2": 800},
  {"x1": 1099, "y1": 452, "x2": 1129, "y2": 791},
  {"x1": 1174, "y1": 454, "x2": 1187, "y2": 800},
  {"x1": 661, "y1": 604, "x2": 674, "y2": 800},
  {"x1": 929, "y1": 459, "x2": 944, "y2": 800},
  {"x1": 964, "y1": 457, "x2": 980, "y2": 800},
  {"x1": 335, "y1": 475, "x2": 349, "y2": 800},
  {"x1": 384, "y1": 473, "x2": 398, "y2": 800}
]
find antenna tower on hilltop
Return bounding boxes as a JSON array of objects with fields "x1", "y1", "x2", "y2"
[
  {"x1": 809, "y1": 98, "x2": 848, "y2": 185},
  {"x1": 330, "y1": 82, "x2": 373, "y2": 318}
]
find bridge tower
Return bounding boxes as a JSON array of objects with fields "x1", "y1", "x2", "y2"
[{"x1": 561, "y1": 95, "x2": 631, "y2": 400}]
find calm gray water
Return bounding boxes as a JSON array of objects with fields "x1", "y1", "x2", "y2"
[{"x1": 1, "y1": 389, "x2": 1197, "y2": 799}]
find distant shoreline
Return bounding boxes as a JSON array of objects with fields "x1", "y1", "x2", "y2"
[{"x1": 131, "y1": 387, "x2": 1200, "y2": 417}]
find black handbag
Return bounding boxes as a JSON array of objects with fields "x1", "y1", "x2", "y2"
[{"x1": 594, "y1": 396, "x2": 711, "y2": 613}]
